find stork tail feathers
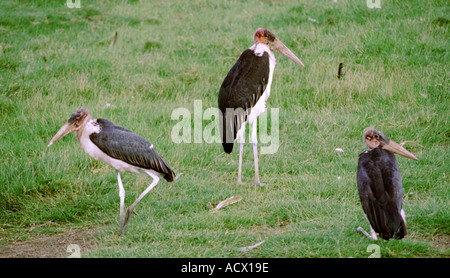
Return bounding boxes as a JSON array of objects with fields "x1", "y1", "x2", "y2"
[
  {"x1": 221, "y1": 112, "x2": 234, "y2": 153},
  {"x1": 222, "y1": 143, "x2": 234, "y2": 154},
  {"x1": 160, "y1": 160, "x2": 176, "y2": 182}
]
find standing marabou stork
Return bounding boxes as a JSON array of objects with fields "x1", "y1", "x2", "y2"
[
  {"x1": 48, "y1": 108, "x2": 176, "y2": 235},
  {"x1": 356, "y1": 127, "x2": 418, "y2": 240},
  {"x1": 218, "y1": 28, "x2": 304, "y2": 186}
]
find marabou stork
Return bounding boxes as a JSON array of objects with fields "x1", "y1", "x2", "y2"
[
  {"x1": 356, "y1": 127, "x2": 418, "y2": 240},
  {"x1": 48, "y1": 108, "x2": 176, "y2": 235},
  {"x1": 218, "y1": 28, "x2": 304, "y2": 186}
]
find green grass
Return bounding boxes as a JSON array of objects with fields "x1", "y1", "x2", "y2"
[{"x1": 0, "y1": 0, "x2": 448, "y2": 258}]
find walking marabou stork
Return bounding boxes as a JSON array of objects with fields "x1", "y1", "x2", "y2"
[
  {"x1": 218, "y1": 28, "x2": 304, "y2": 186},
  {"x1": 356, "y1": 127, "x2": 418, "y2": 240},
  {"x1": 48, "y1": 108, "x2": 176, "y2": 235}
]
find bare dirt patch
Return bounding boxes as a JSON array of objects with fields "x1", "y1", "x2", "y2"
[{"x1": 0, "y1": 228, "x2": 100, "y2": 258}]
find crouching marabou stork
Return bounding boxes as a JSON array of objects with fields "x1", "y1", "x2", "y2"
[
  {"x1": 356, "y1": 127, "x2": 418, "y2": 240},
  {"x1": 218, "y1": 28, "x2": 304, "y2": 186},
  {"x1": 48, "y1": 108, "x2": 176, "y2": 235}
]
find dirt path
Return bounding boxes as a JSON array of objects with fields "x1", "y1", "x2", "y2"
[{"x1": 0, "y1": 228, "x2": 99, "y2": 258}]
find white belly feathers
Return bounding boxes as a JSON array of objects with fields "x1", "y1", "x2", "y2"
[{"x1": 247, "y1": 43, "x2": 276, "y2": 124}]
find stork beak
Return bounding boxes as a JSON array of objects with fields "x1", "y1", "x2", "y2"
[
  {"x1": 47, "y1": 122, "x2": 77, "y2": 147},
  {"x1": 272, "y1": 38, "x2": 304, "y2": 67},
  {"x1": 382, "y1": 140, "x2": 418, "y2": 161}
]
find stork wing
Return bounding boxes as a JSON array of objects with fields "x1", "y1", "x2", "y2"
[
  {"x1": 356, "y1": 149, "x2": 406, "y2": 240},
  {"x1": 90, "y1": 119, "x2": 175, "y2": 181},
  {"x1": 218, "y1": 49, "x2": 270, "y2": 153}
]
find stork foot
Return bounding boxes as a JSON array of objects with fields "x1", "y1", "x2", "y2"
[
  {"x1": 123, "y1": 207, "x2": 135, "y2": 229},
  {"x1": 237, "y1": 180, "x2": 245, "y2": 185},
  {"x1": 118, "y1": 208, "x2": 137, "y2": 236},
  {"x1": 254, "y1": 182, "x2": 266, "y2": 187},
  {"x1": 357, "y1": 226, "x2": 377, "y2": 241}
]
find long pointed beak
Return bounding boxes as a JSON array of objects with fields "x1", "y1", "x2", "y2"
[
  {"x1": 382, "y1": 140, "x2": 418, "y2": 161},
  {"x1": 47, "y1": 122, "x2": 76, "y2": 147},
  {"x1": 272, "y1": 38, "x2": 304, "y2": 67}
]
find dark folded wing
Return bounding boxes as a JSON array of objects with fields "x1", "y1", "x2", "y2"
[
  {"x1": 218, "y1": 49, "x2": 270, "y2": 153},
  {"x1": 357, "y1": 149, "x2": 406, "y2": 240},
  {"x1": 90, "y1": 119, "x2": 175, "y2": 181}
]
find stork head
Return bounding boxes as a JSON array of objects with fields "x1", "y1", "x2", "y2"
[
  {"x1": 363, "y1": 127, "x2": 418, "y2": 160},
  {"x1": 253, "y1": 28, "x2": 304, "y2": 67},
  {"x1": 47, "y1": 108, "x2": 91, "y2": 147}
]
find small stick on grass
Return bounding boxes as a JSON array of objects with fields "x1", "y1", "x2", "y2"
[
  {"x1": 337, "y1": 62, "x2": 344, "y2": 80},
  {"x1": 109, "y1": 31, "x2": 118, "y2": 50}
]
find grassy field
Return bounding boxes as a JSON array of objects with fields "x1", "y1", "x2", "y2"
[{"x1": 0, "y1": 0, "x2": 448, "y2": 258}]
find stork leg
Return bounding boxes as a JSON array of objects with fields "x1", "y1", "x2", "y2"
[
  {"x1": 357, "y1": 214, "x2": 378, "y2": 240},
  {"x1": 356, "y1": 226, "x2": 378, "y2": 241},
  {"x1": 237, "y1": 141, "x2": 244, "y2": 185},
  {"x1": 236, "y1": 122, "x2": 246, "y2": 185},
  {"x1": 123, "y1": 171, "x2": 160, "y2": 231},
  {"x1": 251, "y1": 119, "x2": 264, "y2": 187},
  {"x1": 116, "y1": 171, "x2": 126, "y2": 236},
  {"x1": 401, "y1": 209, "x2": 406, "y2": 225}
]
